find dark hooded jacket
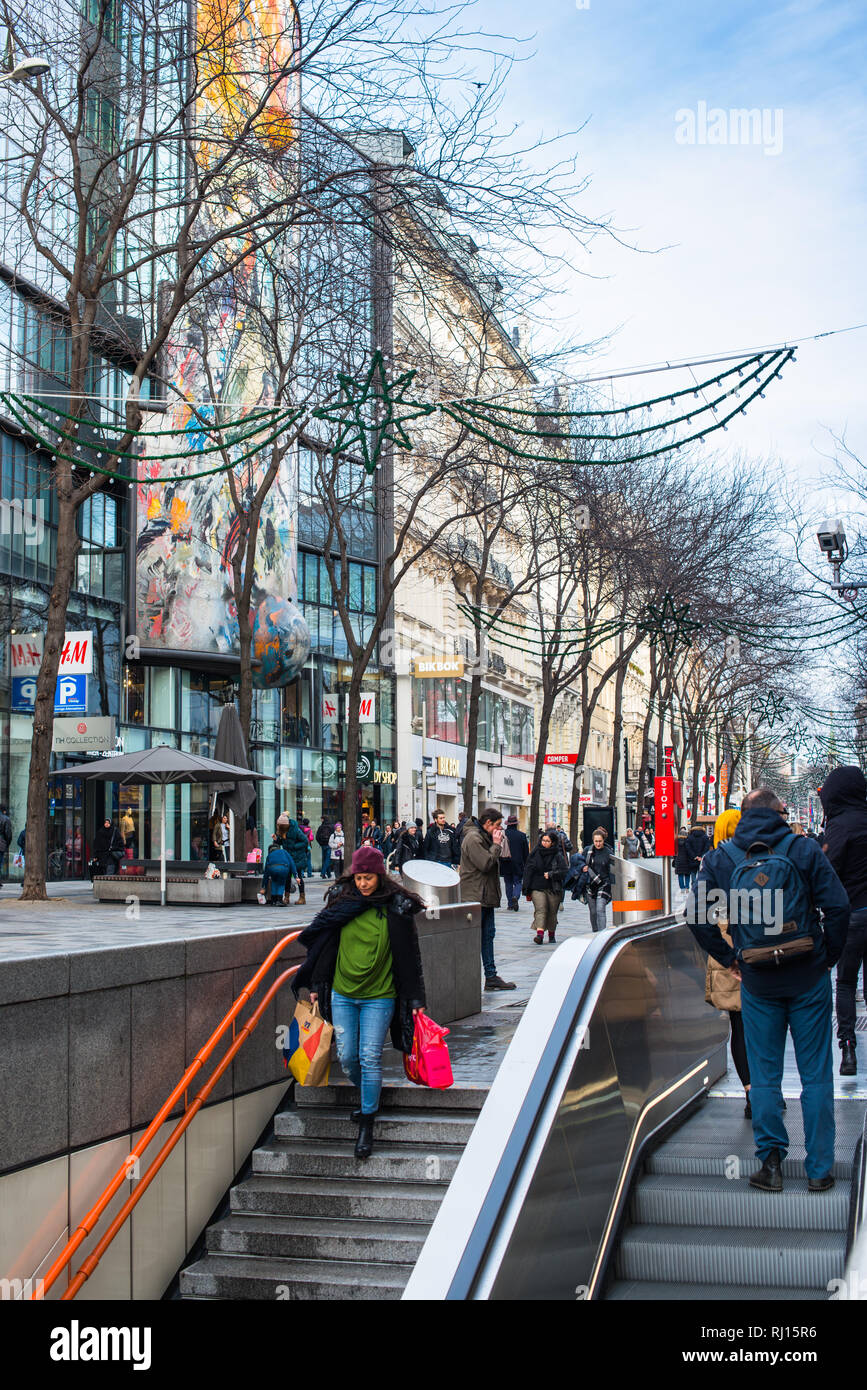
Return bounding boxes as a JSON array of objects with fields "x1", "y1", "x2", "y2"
[
  {"x1": 522, "y1": 840, "x2": 568, "y2": 896},
  {"x1": 293, "y1": 879, "x2": 426, "y2": 1053},
  {"x1": 684, "y1": 827, "x2": 711, "y2": 862},
  {"x1": 819, "y1": 766, "x2": 867, "y2": 912},
  {"x1": 688, "y1": 805, "x2": 850, "y2": 998}
]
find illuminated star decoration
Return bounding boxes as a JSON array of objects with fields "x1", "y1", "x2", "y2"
[
  {"x1": 787, "y1": 720, "x2": 809, "y2": 752},
  {"x1": 311, "y1": 350, "x2": 435, "y2": 474},
  {"x1": 638, "y1": 592, "x2": 701, "y2": 658},
  {"x1": 753, "y1": 691, "x2": 787, "y2": 728}
]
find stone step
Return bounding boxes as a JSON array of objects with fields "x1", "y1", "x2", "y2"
[
  {"x1": 206, "y1": 1212, "x2": 429, "y2": 1264},
  {"x1": 275, "y1": 1106, "x2": 477, "y2": 1146},
  {"x1": 231, "y1": 1174, "x2": 448, "y2": 1222},
  {"x1": 294, "y1": 1082, "x2": 488, "y2": 1112},
  {"x1": 252, "y1": 1137, "x2": 464, "y2": 1183},
  {"x1": 179, "y1": 1253, "x2": 409, "y2": 1301}
]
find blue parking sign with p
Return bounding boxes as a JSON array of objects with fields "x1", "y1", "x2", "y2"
[{"x1": 11, "y1": 674, "x2": 87, "y2": 714}]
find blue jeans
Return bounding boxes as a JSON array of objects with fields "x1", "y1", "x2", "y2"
[
  {"x1": 481, "y1": 905, "x2": 497, "y2": 979},
  {"x1": 740, "y1": 972, "x2": 834, "y2": 1179},
  {"x1": 502, "y1": 869, "x2": 522, "y2": 902},
  {"x1": 261, "y1": 868, "x2": 288, "y2": 899},
  {"x1": 330, "y1": 991, "x2": 395, "y2": 1115},
  {"x1": 320, "y1": 846, "x2": 332, "y2": 878},
  {"x1": 588, "y1": 894, "x2": 609, "y2": 932},
  {"x1": 677, "y1": 873, "x2": 691, "y2": 890}
]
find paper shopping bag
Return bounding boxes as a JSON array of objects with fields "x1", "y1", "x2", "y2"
[{"x1": 284, "y1": 999, "x2": 333, "y2": 1087}]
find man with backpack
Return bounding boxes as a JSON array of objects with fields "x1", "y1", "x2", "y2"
[{"x1": 687, "y1": 786, "x2": 849, "y2": 1194}]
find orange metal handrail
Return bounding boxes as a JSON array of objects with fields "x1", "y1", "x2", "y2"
[{"x1": 34, "y1": 928, "x2": 303, "y2": 1300}]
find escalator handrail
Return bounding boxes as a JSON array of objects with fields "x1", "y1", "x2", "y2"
[
  {"x1": 33, "y1": 928, "x2": 304, "y2": 1300},
  {"x1": 404, "y1": 911, "x2": 686, "y2": 1301}
]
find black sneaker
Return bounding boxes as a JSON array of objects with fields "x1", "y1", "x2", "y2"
[
  {"x1": 484, "y1": 975, "x2": 517, "y2": 991},
  {"x1": 749, "y1": 1148, "x2": 783, "y2": 1192},
  {"x1": 808, "y1": 1174, "x2": 835, "y2": 1192}
]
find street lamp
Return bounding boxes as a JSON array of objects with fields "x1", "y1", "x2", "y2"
[{"x1": 0, "y1": 57, "x2": 50, "y2": 83}]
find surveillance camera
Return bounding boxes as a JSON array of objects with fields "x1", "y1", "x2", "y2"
[{"x1": 817, "y1": 519, "x2": 847, "y2": 558}]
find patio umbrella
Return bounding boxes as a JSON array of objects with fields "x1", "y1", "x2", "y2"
[
  {"x1": 48, "y1": 745, "x2": 271, "y2": 905},
  {"x1": 212, "y1": 706, "x2": 256, "y2": 856}
]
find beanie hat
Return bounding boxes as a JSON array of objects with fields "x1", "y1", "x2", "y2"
[
  {"x1": 276, "y1": 813, "x2": 289, "y2": 828},
  {"x1": 350, "y1": 845, "x2": 386, "y2": 876},
  {"x1": 713, "y1": 808, "x2": 741, "y2": 848}
]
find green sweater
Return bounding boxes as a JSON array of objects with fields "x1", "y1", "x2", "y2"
[{"x1": 333, "y1": 905, "x2": 395, "y2": 999}]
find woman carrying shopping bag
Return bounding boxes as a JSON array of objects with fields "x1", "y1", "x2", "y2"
[
  {"x1": 522, "y1": 828, "x2": 568, "y2": 945},
  {"x1": 293, "y1": 844, "x2": 426, "y2": 1160}
]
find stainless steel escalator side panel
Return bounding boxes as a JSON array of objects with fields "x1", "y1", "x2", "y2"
[{"x1": 402, "y1": 916, "x2": 728, "y2": 1302}]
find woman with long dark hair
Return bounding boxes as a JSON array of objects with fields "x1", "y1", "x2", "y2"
[
  {"x1": 522, "y1": 828, "x2": 568, "y2": 944},
  {"x1": 293, "y1": 846, "x2": 427, "y2": 1160}
]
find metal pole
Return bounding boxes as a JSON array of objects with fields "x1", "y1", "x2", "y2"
[
  {"x1": 662, "y1": 855, "x2": 672, "y2": 916},
  {"x1": 160, "y1": 784, "x2": 166, "y2": 907}
]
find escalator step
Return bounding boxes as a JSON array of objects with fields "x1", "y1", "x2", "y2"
[
  {"x1": 632, "y1": 1173, "x2": 848, "y2": 1232},
  {"x1": 616, "y1": 1223, "x2": 844, "y2": 1289},
  {"x1": 606, "y1": 1278, "x2": 830, "y2": 1301},
  {"x1": 647, "y1": 1148, "x2": 853, "y2": 1180}
]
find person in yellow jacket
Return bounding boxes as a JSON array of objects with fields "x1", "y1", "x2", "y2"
[{"x1": 704, "y1": 808, "x2": 753, "y2": 1117}]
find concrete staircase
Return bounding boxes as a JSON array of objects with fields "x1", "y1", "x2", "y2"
[{"x1": 179, "y1": 1083, "x2": 486, "y2": 1300}]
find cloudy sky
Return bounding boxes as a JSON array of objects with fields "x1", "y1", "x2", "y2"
[{"x1": 465, "y1": 0, "x2": 866, "y2": 510}]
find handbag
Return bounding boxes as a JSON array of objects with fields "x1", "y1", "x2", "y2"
[
  {"x1": 403, "y1": 1012, "x2": 453, "y2": 1090},
  {"x1": 284, "y1": 999, "x2": 333, "y2": 1087}
]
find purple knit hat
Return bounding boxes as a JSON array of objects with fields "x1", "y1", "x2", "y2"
[{"x1": 350, "y1": 844, "x2": 386, "y2": 876}]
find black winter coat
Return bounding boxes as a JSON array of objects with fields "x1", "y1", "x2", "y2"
[
  {"x1": 394, "y1": 831, "x2": 423, "y2": 869},
  {"x1": 820, "y1": 766, "x2": 867, "y2": 912},
  {"x1": 93, "y1": 825, "x2": 123, "y2": 860},
  {"x1": 582, "y1": 844, "x2": 614, "y2": 896},
  {"x1": 293, "y1": 883, "x2": 426, "y2": 1053},
  {"x1": 501, "y1": 825, "x2": 529, "y2": 876},
  {"x1": 684, "y1": 827, "x2": 711, "y2": 862},
  {"x1": 673, "y1": 837, "x2": 695, "y2": 873},
  {"x1": 522, "y1": 843, "x2": 568, "y2": 896}
]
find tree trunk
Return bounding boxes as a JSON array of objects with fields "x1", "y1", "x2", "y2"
[
  {"x1": 608, "y1": 658, "x2": 629, "y2": 813},
  {"x1": 463, "y1": 665, "x2": 483, "y2": 819},
  {"x1": 529, "y1": 689, "x2": 556, "y2": 841},
  {"x1": 21, "y1": 500, "x2": 80, "y2": 899}
]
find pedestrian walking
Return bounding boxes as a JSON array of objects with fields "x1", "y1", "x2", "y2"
[
  {"x1": 501, "y1": 815, "x2": 529, "y2": 910},
  {"x1": 621, "y1": 826, "x2": 641, "y2": 859},
  {"x1": 581, "y1": 828, "x2": 613, "y2": 932},
  {"x1": 294, "y1": 845, "x2": 426, "y2": 1160},
  {"x1": 261, "y1": 835, "x2": 294, "y2": 904},
  {"x1": 422, "y1": 809, "x2": 460, "y2": 866},
  {"x1": 301, "y1": 818, "x2": 314, "y2": 875},
  {"x1": 673, "y1": 827, "x2": 692, "y2": 890},
  {"x1": 688, "y1": 786, "x2": 849, "y2": 1193},
  {"x1": 93, "y1": 818, "x2": 124, "y2": 876},
  {"x1": 523, "y1": 828, "x2": 568, "y2": 944},
  {"x1": 637, "y1": 825, "x2": 654, "y2": 857},
  {"x1": 316, "y1": 816, "x2": 335, "y2": 878},
  {"x1": 0, "y1": 804, "x2": 12, "y2": 886},
  {"x1": 684, "y1": 822, "x2": 711, "y2": 890},
  {"x1": 819, "y1": 766, "x2": 867, "y2": 1076},
  {"x1": 209, "y1": 817, "x2": 224, "y2": 862},
  {"x1": 394, "y1": 822, "x2": 423, "y2": 870},
  {"x1": 278, "y1": 813, "x2": 309, "y2": 905},
  {"x1": 459, "y1": 805, "x2": 516, "y2": 991},
  {"x1": 329, "y1": 823, "x2": 345, "y2": 879},
  {"x1": 703, "y1": 808, "x2": 752, "y2": 1116}
]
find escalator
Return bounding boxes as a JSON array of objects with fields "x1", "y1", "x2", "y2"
[{"x1": 403, "y1": 913, "x2": 867, "y2": 1302}]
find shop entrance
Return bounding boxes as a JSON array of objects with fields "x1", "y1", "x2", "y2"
[{"x1": 47, "y1": 776, "x2": 89, "y2": 880}]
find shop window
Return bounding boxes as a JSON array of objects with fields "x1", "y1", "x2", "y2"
[{"x1": 124, "y1": 665, "x2": 145, "y2": 724}]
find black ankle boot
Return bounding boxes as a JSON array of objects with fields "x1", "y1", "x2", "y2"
[
  {"x1": 841, "y1": 1040, "x2": 857, "y2": 1076},
  {"x1": 749, "y1": 1147, "x2": 783, "y2": 1192},
  {"x1": 350, "y1": 1107, "x2": 362, "y2": 1123},
  {"x1": 355, "y1": 1112, "x2": 375, "y2": 1160}
]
